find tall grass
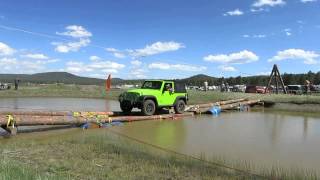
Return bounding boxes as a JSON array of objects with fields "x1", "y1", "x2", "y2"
[
  {"x1": 0, "y1": 129, "x2": 260, "y2": 180},
  {"x1": 1, "y1": 129, "x2": 318, "y2": 179}
]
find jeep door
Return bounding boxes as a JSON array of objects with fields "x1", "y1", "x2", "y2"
[{"x1": 160, "y1": 82, "x2": 176, "y2": 106}]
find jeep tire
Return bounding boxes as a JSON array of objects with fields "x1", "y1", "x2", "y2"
[
  {"x1": 174, "y1": 99, "x2": 185, "y2": 114},
  {"x1": 142, "y1": 99, "x2": 156, "y2": 116},
  {"x1": 120, "y1": 101, "x2": 133, "y2": 114}
]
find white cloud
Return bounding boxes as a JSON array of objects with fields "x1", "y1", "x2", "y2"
[
  {"x1": 268, "y1": 49, "x2": 319, "y2": 64},
  {"x1": 297, "y1": 20, "x2": 304, "y2": 24},
  {"x1": 148, "y1": 62, "x2": 206, "y2": 72},
  {"x1": 223, "y1": 9, "x2": 244, "y2": 16},
  {"x1": 101, "y1": 69, "x2": 119, "y2": 74},
  {"x1": 254, "y1": 34, "x2": 266, "y2": 38},
  {"x1": 54, "y1": 25, "x2": 91, "y2": 53},
  {"x1": 130, "y1": 68, "x2": 147, "y2": 79},
  {"x1": 131, "y1": 60, "x2": 142, "y2": 67},
  {"x1": 65, "y1": 60, "x2": 125, "y2": 75},
  {"x1": 65, "y1": 61, "x2": 85, "y2": 73},
  {"x1": 284, "y1": 28, "x2": 292, "y2": 36},
  {"x1": 243, "y1": 34, "x2": 267, "y2": 38},
  {"x1": 301, "y1": 0, "x2": 317, "y2": 3},
  {"x1": 0, "y1": 42, "x2": 15, "y2": 56},
  {"x1": 89, "y1": 55, "x2": 101, "y2": 61},
  {"x1": 106, "y1": 48, "x2": 126, "y2": 58},
  {"x1": 0, "y1": 56, "x2": 58, "y2": 74},
  {"x1": 56, "y1": 25, "x2": 92, "y2": 38},
  {"x1": 113, "y1": 52, "x2": 126, "y2": 58},
  {"x1": 21, "y1": 53, "x2": 49, "y2": 60},
  {"x1": 252, "y1": 0, "x2": 286, "y2": 7},
  {"x1": 0, "y1": 57, "x2": 17, "y2": 65},
  {"x1": 250, "y1": 8, "x2": 269, "y2": 12},
  {"x1": 129, "y1": 41, "x2": 184, "y2": 57},
  {"x1": 88, "y1": 61, "x2": 125, "y2": 70},
  {"x1": 204, "y1": 50, "x2": 259, "y2": 64},
  {"x1": 54, "y1": 38, "x2": 90, "y2": 53},
  {"x1": 218, "y1": 65, "x2": 237, "y2": 72}
]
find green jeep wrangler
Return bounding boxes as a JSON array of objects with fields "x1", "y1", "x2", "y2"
[{"x1": 118, "y1": 80, "x2": 188, "y2": 116}]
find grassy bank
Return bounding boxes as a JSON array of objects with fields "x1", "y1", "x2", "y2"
[
  {"x1": 0, "y1": 84, "x2": 121, "y2": 100},
  {"x1": 0, "y1": 129, "x2": 262, "y2": 180},
  {"x1": 1, "y1": 129, "x2": 316, "y2": 180},
  {"x1": 1, "y1": 84, "x2": 320, "y2": 105}
]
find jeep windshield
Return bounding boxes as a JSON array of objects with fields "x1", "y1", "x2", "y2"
[{"x1": 141, "y1": 81, "x2": 162, "y2": 89}]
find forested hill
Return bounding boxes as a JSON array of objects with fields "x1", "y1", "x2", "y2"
[
  {"x1": 0, "y1": 72, "x2": 122, "y2": 85},
  {"x1": 0, "y1": 71, "x2": 319, "y2": 86}
]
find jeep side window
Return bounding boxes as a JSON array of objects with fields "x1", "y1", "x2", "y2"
[
  {"x1": 141, "y1": 81, "x2": 162, "y2": 89},
  {"x1": 163, "y1": 83, "x2": 173, "y2": 92}
]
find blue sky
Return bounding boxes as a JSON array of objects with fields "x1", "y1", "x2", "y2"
[{"x1": 0, "y1": 0, "x2": 319, "y2": 79}]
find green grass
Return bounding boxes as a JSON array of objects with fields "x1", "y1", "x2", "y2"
[
  {"x1": 0, "y1": 84, "x2": 122, "y2": 100},
  {"x1": 1, "y1": 84, "x2": 320, "y2": 105},
  {"x1": 1, "y1": 128, "x2": 317, "y2": 180},
  {"x1": 0, "y1": 129, "x2": 262, "y2": 180},
  {"x1": 187, "y1": 90, "x2": 320, "y2": 105}
]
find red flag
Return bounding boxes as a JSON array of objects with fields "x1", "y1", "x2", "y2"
[{"x1": 106, "y1": 74, "x2": 111, "y2": 91}]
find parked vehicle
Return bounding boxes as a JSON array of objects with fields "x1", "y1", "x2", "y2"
[
  {"x1": 313, "y1": 85, "x2": 320, "y2": 92},
  {"x1": 287, "y1": 85, "x2": 304, "y2": 95},
  {"x1": 245, "y1": 85, "x2": 268, "y2": 94},
  {"x1": 0, "y1": 83, "x2": 11, "y2": 90},
  {"x1": 119, "y1": 80, "x2": 188, "y2": 116},
  {"x1": 232, "y1": 85, "x2": 246, "y2": 92}
]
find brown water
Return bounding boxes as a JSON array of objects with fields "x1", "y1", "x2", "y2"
[
  {"x1": 1, "y1": 97, "x2": 320, "y2": 173},
  {"x1": 112, "y1": 110, "x2": 320, "y2": 173},
  {"x1": 0, "y1": 97, "x2": 121, "y2": 112}
]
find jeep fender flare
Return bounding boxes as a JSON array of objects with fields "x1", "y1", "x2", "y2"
[
  {"x1": 140, "y1": 95, "x2": 158, "y2": 107},
  {"x1": 174, "y1": 96, "x2": 187, "y2": 106}
]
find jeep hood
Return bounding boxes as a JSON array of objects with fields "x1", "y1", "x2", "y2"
[{"x1": 126, "y1": 88, "x2": 160, "y2": 95}]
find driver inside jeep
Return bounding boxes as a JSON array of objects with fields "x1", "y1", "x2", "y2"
[{"x1": 165, "y1": 84, "x2": 173, "y2": 93}]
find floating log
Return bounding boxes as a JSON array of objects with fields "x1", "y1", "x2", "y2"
[
  {"x1": 0, "y1": 113, "x2": 194, "y2": 126},
  {"x1": 0, "y1": 111, "x2": 114, "y2": 117},
  {"x1": 194, "y1": 100, "x2": 261, "y2": 114},
  {"x1": 185, "y1": 99, "x2": 247, "y2": 111}
]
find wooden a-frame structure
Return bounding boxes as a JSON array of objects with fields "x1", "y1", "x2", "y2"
[{"x1": 266, "y1": 64, "x2": 287, "y2": 94}]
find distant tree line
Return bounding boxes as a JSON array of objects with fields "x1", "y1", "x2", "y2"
[
  {"x1": 1, "y1": 71, "x2": 320, "y2": 86},
  {"x1": 178, "y1": 71, "x2": 320, "y2": 86}
]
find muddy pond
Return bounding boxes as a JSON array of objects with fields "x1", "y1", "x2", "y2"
[{"x1": 1, "y1": 97, "x2": 320, "y2": 173}]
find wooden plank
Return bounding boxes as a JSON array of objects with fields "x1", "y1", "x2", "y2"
[
  {"x1": 0, "y1": 111, "x2": 114, "y2": 116},
  {"x1": 0, "y1": 112, "x2": 194, "y2": 126}
]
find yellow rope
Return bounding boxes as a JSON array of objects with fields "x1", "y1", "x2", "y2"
[
  {"x1": 73, "y1": 112, "x2": 80, "y2": 117},
  {"x1": 108, "y1": 117, "x2": 112, "y2": 123},
  {"x1": 6, "y1": 115, "x2": 15, "y2": 128}
]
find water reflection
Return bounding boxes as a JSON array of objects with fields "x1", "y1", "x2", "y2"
[
  {"x1": 304, "y1": 116, "x2": 309, "y2": 140},
  {"x1": 113, "y1": 111, "x2": 320, "y2": 172},
  {"x1": 0, "y1": 97, "x2": 120, "y2": 112}
]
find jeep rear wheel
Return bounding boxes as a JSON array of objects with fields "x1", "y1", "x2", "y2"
[
  {"x1": 174, "y1": 100, "x2": 185, "y2": 114},
  {"x1": 120, "y1": 101, "x2": 133, "y2": 114},
  {"x1": 142, "y1": 99, "x2": 156, "y2": 116}
]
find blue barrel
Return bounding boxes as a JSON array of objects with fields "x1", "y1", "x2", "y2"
[{"x1": 209, "y1": 106, "x2": 221, "y2": 115}]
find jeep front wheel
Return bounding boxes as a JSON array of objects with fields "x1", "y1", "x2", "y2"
[
  {"x1": 142, "y1": 99, "x2": 156, "y2": 116},
  {"x1": 120, "y1": 101, "x2": 133, "y2": 114},
  {"x1": 174, "y1": 100, "x2": 185, "y2": 114}
]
